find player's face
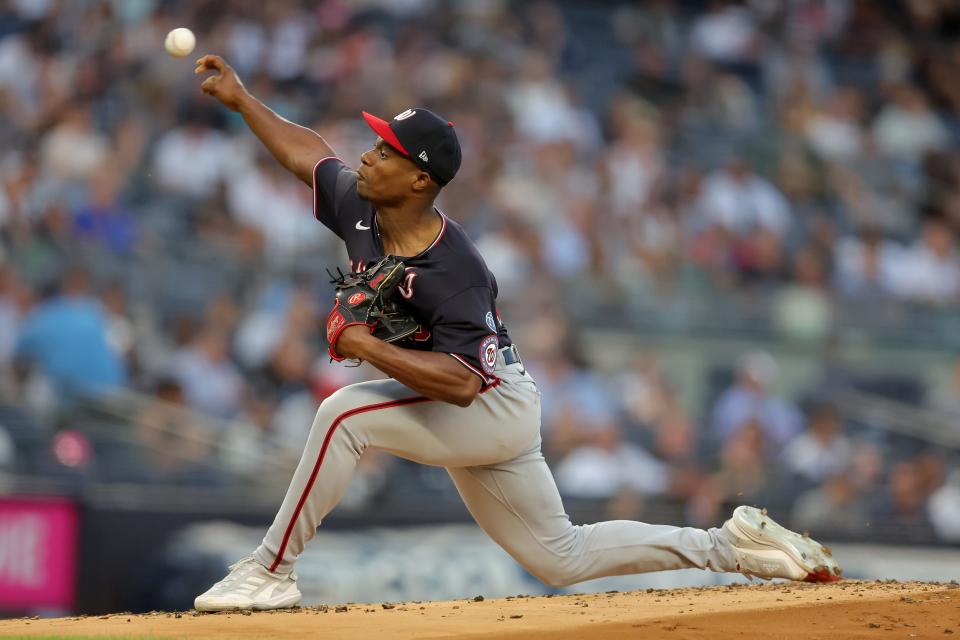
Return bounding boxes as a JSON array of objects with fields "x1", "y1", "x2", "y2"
[{"x1": 357, "y1": 138, "x2": 428, "y2": 204}]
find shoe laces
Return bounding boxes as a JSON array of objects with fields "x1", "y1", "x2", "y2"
[{"x1": 212, "y1": 556, "x2": 261, "y2": 589}]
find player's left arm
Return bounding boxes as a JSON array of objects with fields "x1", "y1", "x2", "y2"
[{"x1": 336, "y1": 328, "x2": 482, "y2": 406}]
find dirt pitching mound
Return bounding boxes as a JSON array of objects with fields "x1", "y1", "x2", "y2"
[{"x1": 1, "y1": 580, "x2": 957, "y2": 639}]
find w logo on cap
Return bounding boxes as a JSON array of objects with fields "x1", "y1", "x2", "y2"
[{"x1": 363, "y1": 107, "x2": 461, "y2": 185}]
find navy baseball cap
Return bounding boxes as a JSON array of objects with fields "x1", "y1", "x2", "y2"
[{"x1": 362, "y1": 108, "x2": 462, "y2": 186}]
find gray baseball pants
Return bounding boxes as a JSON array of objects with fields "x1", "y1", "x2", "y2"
[{"x1": 253, "y1": 360, "x2": 739, "y2": 585}]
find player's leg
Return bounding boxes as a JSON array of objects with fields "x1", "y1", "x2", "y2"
[
  {"x1": 446, "y1": 438, "x2": 739, "y2": 587},
  {"x1": 448, "y1": 435, "x2": 840, "y2": 587},
  {"x1": 198, "y1": 379, "x2": 424, "y2": 611},
  {"x1": 252, "y1": 376, "x2": 541, "y2": 575},
  {"x1": 197, "y1": 375, "x2": 538, "y2": 611}
]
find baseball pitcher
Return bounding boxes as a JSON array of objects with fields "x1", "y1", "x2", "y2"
[{"x1": 192, "y1": 55, "x2": 840, "y2": 611}]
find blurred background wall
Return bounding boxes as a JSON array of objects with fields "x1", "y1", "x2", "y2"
[{"x1": 0, "y1": 0, "x2": 959, "y2": 615}]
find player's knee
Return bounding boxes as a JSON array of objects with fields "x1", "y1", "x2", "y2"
[
  {"x1": 313, "y1": 387, "x2": 358, "y2": 423},
  {"x1": 307, "y1": 392, "x2": 366, "y2": 452},
  {"x1": 533, "y1": 564, "x2": 579, "y2": 588},
  {"x1": 526, "y1": 530, "x2": 584, "y2": 587},
  {"x1": 307, "y1": 390, "x2": 356, "y2": 440}
]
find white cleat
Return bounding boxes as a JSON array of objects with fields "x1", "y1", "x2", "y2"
[
  {"x1": 194, "y1": 555, "x2": 302, "y2": 612},
  {"x1": 722, "y1": 505, "x2": 842, "y2": 583}
]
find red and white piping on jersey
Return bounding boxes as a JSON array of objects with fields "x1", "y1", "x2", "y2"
[
  {"x1": 269, "y1": 383, "x2": 501, "y2": 571},
  {"x1": 312, "y1": 156, "x2": 343, "y2": 221},
  {"x1": 448, "y1": 352, "x2": 498, "y2": 386},
  {"x1": 421, "y1": 209, "x2": 447, "y2": 254},
  {"x1": 382, "y1": 209, "x2": 446, "y2": 258}
]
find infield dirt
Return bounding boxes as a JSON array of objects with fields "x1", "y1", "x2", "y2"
[{"x1": 0, "y1": 580, "x2": 957, "y2": 639}]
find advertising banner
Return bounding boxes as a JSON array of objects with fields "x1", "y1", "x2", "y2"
[{"x1": 0, "y1": 497, "x2": 78, "y2": 612}]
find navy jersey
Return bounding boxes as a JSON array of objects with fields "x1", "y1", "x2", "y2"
[{"x1": 313, "y1": 156, "x2": 512, "y2": 383}]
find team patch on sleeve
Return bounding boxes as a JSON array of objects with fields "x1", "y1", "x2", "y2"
[
  {"x1": 480, "y1": 335, "x2": 499, "y2": 375},
  {"x1": 485, "y1": 311, "x2": 497, "y2": 333}
]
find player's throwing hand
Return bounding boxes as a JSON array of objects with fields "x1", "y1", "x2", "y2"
[{"x1": 195, "y1": 55, "x2": 247, "y2": 112}]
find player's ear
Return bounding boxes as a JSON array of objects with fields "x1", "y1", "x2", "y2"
[{"x1": 411, "y1": 170, "x2": 432, "y2": 193}]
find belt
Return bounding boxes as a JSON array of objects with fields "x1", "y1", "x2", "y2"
[{"x1": 497, "y1": 344, "x2": 522, "y2": 368}]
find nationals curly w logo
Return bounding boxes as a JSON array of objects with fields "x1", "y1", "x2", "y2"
[{"x1": 398, "y1": 269, "x2": 417, "y2": 299}]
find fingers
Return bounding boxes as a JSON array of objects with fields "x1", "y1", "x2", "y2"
[
  {"x1": 200, "y1": 76, "x2": 217, "y2": 94},
  {"x1": 194, "y1": 54, "x2": 225, "y2": 75}
]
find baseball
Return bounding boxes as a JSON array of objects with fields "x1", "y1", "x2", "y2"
[{"x1": 164, "y1": 27, "x2": 195, "y2": 58}]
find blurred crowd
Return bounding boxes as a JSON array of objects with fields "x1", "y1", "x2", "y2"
[{"x1": 0, "y1": 0, "x2": 959, "y2": 544}]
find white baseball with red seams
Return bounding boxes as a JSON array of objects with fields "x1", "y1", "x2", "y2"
[{"x1": 164, "y1": 27, "x2": 195, "y2": 57}]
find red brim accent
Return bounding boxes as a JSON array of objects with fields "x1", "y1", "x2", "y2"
[{"x1": 362, "y1": 111, "x2": 410, "y2": 157}]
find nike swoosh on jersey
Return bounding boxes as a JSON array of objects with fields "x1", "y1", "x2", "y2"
[{"x1": 356, "y1": 221, "x2": 371, "y2": 230}]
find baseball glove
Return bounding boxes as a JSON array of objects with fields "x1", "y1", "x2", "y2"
[{"x1": 325, "y1": 255, "x2": 419, "y2": 362}]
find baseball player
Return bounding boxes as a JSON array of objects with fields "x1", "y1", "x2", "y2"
[{"x1": 192, "y1": 55, "x2": 840, "y2": 611}]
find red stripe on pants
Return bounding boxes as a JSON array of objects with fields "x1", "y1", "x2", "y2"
[{"x1": 269, "y1": 395, "x2": 431, "y2": 572}]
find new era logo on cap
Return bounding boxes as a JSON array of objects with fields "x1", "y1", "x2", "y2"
[{"x1": 362, "y1": 107, "x2": 462, "y2": 185}]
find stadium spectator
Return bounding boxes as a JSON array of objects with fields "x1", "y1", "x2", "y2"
[
  {"x1": 688, "y1": 0, "x2": 761, "y2": 69},
  {"x1": 928, "y1": 469, "x2": 960, "y2": 542},
  {"x1": 872, "y1": 84, "x2": 950, "y2": 163},
  {"x1": 872, "y1": 459, "x2": 939, "y2": 543},
  {"x1": 888, "y1": 218, "x2": 960, "y2": 304},
  {"x1": 505, "y1": 51, "x2": 600, "y2": 151},
  {"x1": 0, "y1": 151, "x2": 51, "y2": 231},
  {"x1": 603, "y1": 96, "x2": 665, "y2": 220},
  {"x1": 780, "y1": 404, "x2": 852, "y2": 485},
  {"x1": 15, "y1": 268, "x2": 125, "y2": 395},
  {"x1": 553, "y1": 420, "x2": 669, "y2": 499},
  {"x1": 696, "y1": 158, "x2": 792, "y2": 238},
  {"x1": 773, "y1": 244, "x2": 833, "y2": 340},
  {"x1": 226, "y1": 153, "x2": 321, "y2": 267},
  {"x1": 617, "y1": 354, "x2": 674, "y2": 434},
  {"x1": 833, "y1": 226, "x2": 900, "y2": 299},
  {"x1": 170, "y1": 326, "x2": 244, "y2": 420},
  {"x1": 39, "y1": 105, "x2": 109, "y2": 190},
  {"x1": 0, "y1": 265, "x2": 21, "y2": 370},
  {"x1": 134, "y1": 378, "x2": 214, "y2": 478},
  {"x1": 848, "y1": 442, "x2": 886, "y2": 505},
  {"x1": 151, "y1": 104, "x2": 233, "y2": 201},
  {"x1": 790, "y1": 474, "x2": 869, "y2": 539},
  {"x1": 925, "y1": 356, "x2": 960, "y2": 424},
  {"x1": 710, "y1": 351, "x2": 803, "y2": 450},
  {"x1": 803, "y1": 88, "x2": 864, "y2": 163},
  {"x1": 99, "y1": 283, "x2": 135, "y2": 365},
  {"x1": 70, "y1": 166, "x2": 138, "y2": 256},
  {"x1": 648, "y1": 409, "x2": 705, "y2": 500},
  {"x1": 686, "y1": 419, "x2": 770, "y2": 528},
  {"x1": 528, "y1": 347, "x2": 626, "y2": 465}
]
